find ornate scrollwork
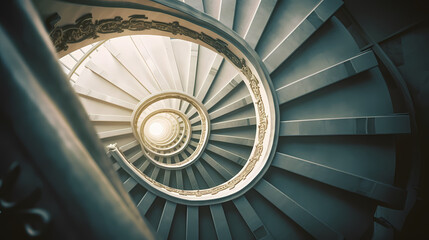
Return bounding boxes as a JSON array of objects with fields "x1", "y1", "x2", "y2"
[
  {"x1": 49, "y1": 14, "x2": 148, "y2": 51},
  {"x1": 50, "y1": 14, "x2": 244, "y2": 70}
]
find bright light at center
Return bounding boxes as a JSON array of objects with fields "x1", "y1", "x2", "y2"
[{"x1": 149, "y1": 122, "x2": 164, "y2": 137}]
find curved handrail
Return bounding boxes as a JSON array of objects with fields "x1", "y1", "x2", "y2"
[
  {"x1": 45, "y1": 0, "x2": 280, "y2": 205},
  {"x1": 67, "y1": 40, "x2": 106, "y2": 80}
]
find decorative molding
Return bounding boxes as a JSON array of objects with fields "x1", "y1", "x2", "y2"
[
  {"x1": 50, "y1": 14, "x2": 147, "y2": 52},
  {"x1": 50, "y1": 14, "x2": 244, "y2": 71}
]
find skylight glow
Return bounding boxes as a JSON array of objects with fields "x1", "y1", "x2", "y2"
[{"x1": 149, "y1": 122, "x2": 164, "y2": 137}]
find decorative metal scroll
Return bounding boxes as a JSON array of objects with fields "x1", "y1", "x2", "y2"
[{"x1": 49, "y1": 14, "x2": 243, "y2": 69}]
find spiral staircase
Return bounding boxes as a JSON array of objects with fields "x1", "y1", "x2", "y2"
[
  {"x1": 0, "y1": 0, "x2": 416, "y2": 239},
  {"x1": 52, "y1": 1, "x2": 413, "y2": 239}
]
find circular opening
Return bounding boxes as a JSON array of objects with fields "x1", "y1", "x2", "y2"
[
  {"x1": 133, "y1": 93, "x2": 211, "y2": 171},
  {"x1": 149, "y1": 122, "x2": 165, "y2": 137}
]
